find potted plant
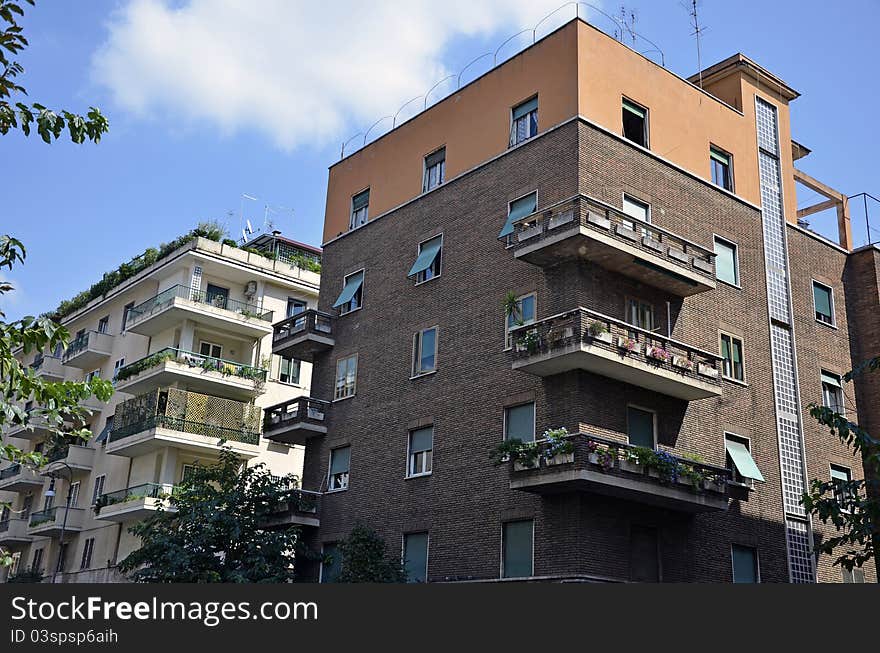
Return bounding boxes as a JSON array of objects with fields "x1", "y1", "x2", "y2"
[
  {"x1": 617, "y1": 336, "x2": 639, "y2": 354},
  {"x1": 646, "y1": 344, "x2": 669, "y2": 362},
  {"x1": 586, "y1": 439, "x2": 616, "y2": 471},
  {"x1": 541, "y1": 428, "x2": 574, "y2": 466},
  {"x1": 587, "y1": 321, "x2": 612, "y2": 344},
  {"x1": 489, "y1": 439, "x2": 539, "y2": 470}
]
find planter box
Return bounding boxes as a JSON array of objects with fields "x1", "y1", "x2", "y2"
[
  {"x1": 616, "y1": 336, "x2": 640, "y2": 354},
  {"x1": 518, "y1": 225, "x2": 543, "y2": 241},
  {"x1": 645, "y1": 346, "x2": 669, "y2": 362},
  {"x1": 544, "y1": 452, "x2": 574, "y2": 467},
  {"x1": 589, "y1": 331, "x2": 613, "y2": 345},
  {"x1": 697, "y1": 363, "x2": 719, "y2": 379},
  {"x1": 513, "y1": 460, "x2": 538, "y2": 472},
  {"x1": 586, "y1": 211, "x2": 611, "y2": 230},
  {"x1": 615, "y1": 224, "x2": 639, "y2": 242},
  {"x1": 693, "y1": 257, "x2": 714, "y2": 274},
  {"x1": 549, "y1": 210, "x2": 575, "y2": 230},
  {"x1": 671, "y1": 355, "x2": 693, "y2": 370},
  {"x1": 642, "y1": 236, "x2": 664, "y2": 252},
  {"x1": 667, "y1": 247, "x2": 689, "y2": 263},
  {"x1": 619, "y1": 459, "x2": 643, "y2": 475}
]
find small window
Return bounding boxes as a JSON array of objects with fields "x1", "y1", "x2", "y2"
[
  {"x1": 278, "y1": 356, "x2": 301, "y2": 385},
  {"x1": 714, "y1": 237, "x2": 739, "y2": 286},
  {"x1": 412, "y1": 327, "x2": 438, "y2": 377},
  {"x1": 334, "y1": 354, "x2": 358, "y2": 400},
  {"x1": 91, "y1": 475, "x2": 106, "y2": 505},
  {"x1": 408, "y1": 427, "x2": 433, "y2": 477},
  {"x1": 181, "y1": 464, "x2": 200, "y2": 484},
  {"x1": 502, "y1": 520, "x2": 534, "y2": 578},
  {"x1": 286, "y1": 298, "x2": 306, "y2": 318},
  {"x1": 506, "y1": 293, "x2": 536, "y2": 349},
  {"x1": 622, "y1": 98, "x2": 648, "y2": 147},
  {"x1": 409, "y1": 235, "x2": 442, "y2": 284},
  {"x1": 334, "y1": 270, "x2": 364, "y2": 315},
  {"x1": 821, "y1": 371, "x2": 845, "y2": 415},
  {"x1": 830, "y1": 464, "x2": 854, "y2": 505},
  {"x1": 627, "y1": 406, "x2": 656, "y2": 448},
  {"x1": 80, "y1": 538, "x2": 95, "y2": 570},
  {"x1": 31, "y1": 547, "x2": 44, "y2": 573},
  {"x1": 113, "y1": 358, "x2": 125, "y2": 380},
  {"x1": 720, "y1": 333, "x2": 744, "y2": 382},
  {"x1": 69, "y1": 481, "x2": 80, "y2": 507},
  {"x1": 626, "y1": 298, "x2": 654, "y2": 333},
  {"x1": 199, "y1": 341, "x2": 222, "y2": 359},
  {"x1": 423, "y1": 148, "x2": 446, "y2": 192},
  {"x1": 97, "y1": 316, "x2": 110, "y2": 334},
  {"x1": 725, "y1": 433, "x2": 764, "y2": 485},
  {"x1": 122, "y1": 301, "x2": 135, "y2": 330},
  {"x1": 813, "y1": 281, "x2": 835, "y2": 326},
  {"x1": 403, "y1": 532, "x2": 429, "y2": 583},
  {"x1": 504, "y1": 402, "x2": 535, "y2": 444},
  {"x1": 328, "y1": 446, "x2": 351, "y2": 491},
  {"x1": 350, "y1": 189, "x2": 370, "y2": 230},
  {"x1": 499, "y1": 191, "x2": 538, "y2": 241},
  {"x1": 710, "y1": 146, "x2": 733, "y2": 191},
  {"x1": 86, "y1": 369, "x2": 102, "y2": 383},
  {"x1": 622, "y1": 194, "x2": 651, "y2": 231},
  {"x1": 630, "y1": 525, "x2": 660, "y2": 582},
  {"x1": 510, "y1": 97, "x2": 538, "y2": 147},
  {"x1": 731, "y1": 544, "x2": 759, "y2": 583},
  {"x1": 321, "y1": 543, "x2": 341, "y2": 583}
]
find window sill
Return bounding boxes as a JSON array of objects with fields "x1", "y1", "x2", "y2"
[
  {"x1": 405, "y1": 472, "x2": 432, "y2": 480},
  {"x1": 338, "y1": 306, "x2": 363, "y2": 317},
  {"x1": 325, "y1": 487, "x2": 348, "y2": 494},
  {"x1": 717, "y1": 279, "x2": 742, "y2": 290},
  {"x1": 273, "y1": 380, "x2": 305, "y2": 389},
  {"x1": 815, "y1": 319, "x2": 838, "y2": 330},
  {"x1": 722, "y1": 376, "x2": 749, "y2": 388},
  {"x1": 414, "y1": 274, "x2": 441, "y2": 287},
  {"x1": 410, "y1": 370, "x2": 437, "y2": 381},
  {"x1": 332, "y1": 394, "x2": 356, "y2": 403}
]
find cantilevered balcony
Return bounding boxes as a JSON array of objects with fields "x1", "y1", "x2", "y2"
[
  {"x1": 124, "y1": 285, "x2": 274, "y2": 339},
  {"x1": 30, "y1": 355, "x2": 65, "y2": 381},
  {"x1": 42, "y1": 445, "x2": 95, "y2": 476},
  {"x1": 262, "y1": 397, "x2": 329, "y2": 446},
  {"x1": 264, "y1": 489, "x2": 321, "y2": 528},
  {"x1": 3, "y1": 414, "x2": 56, "y2": 441},
  {"x1": 62, "y1": 330, "x2": 113, "y2": 370},
  {"x1": 27, "y1": 506, "x2": 85, "y2": 537},
  {"x1": 509, "y1": 308, "x2": 722, "y2": 400},
  {"x1": 114, "y1": 348, "x2": 268, "y2": 401},
  {"x1": 509, "y1": 433, "x2": 736, "y2": 512},
  {"x1": 272, "y1": 310, "x2": 334, "y2": 361},
  {"x1": 105, "y1": 387, "x2": 261, "y2": 458},
  {"x1": 507, "y1": 195, "x2": 716, "y2": 296},
  {"x1": 0, "y1": 463, "x2": 44, "y2": 492},
  {"x1": 94, "y1": 483, "x2": 176, "y2": 523},
  {"x1": 0, "y1": 519, "x2": 33, "y2": 545}
]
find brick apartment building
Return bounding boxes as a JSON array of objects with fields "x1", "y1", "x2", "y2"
[{"x1": 270, "y1": 18, "x2": 877, "y2": 583}]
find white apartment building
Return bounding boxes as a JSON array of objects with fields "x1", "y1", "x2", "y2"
[{"x1": 0, "y1": 233, "x2": 320, "y2": 582}]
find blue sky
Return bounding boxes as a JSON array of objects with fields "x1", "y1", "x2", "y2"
[{"x1": 3, "y1": 0, "x2": 878, "y2": 321}]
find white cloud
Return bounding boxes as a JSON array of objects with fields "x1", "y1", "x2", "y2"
[{"x1": 91, "y1": 0, "x2": 580, "y2": 150}]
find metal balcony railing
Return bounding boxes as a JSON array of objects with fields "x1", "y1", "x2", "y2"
[
  {"x1": 28, "y1": 507, "x2": 58, "y2": 528},
  {"x1": 97, "y1": 483, "x2": 173, "y2": 511},
  {"x1": 63, "y1": 330, "x2": 108, "y2": 362},
  {"x1": 114, "y1": 347, "x2": 268, "y2": 384},
  {"x1": 125, "y1": 284, "x2": 273, "y2": 328},
  {"x1": 263, "y1": 396, "x2": 329, "y2": 433},
  {"x1": 0, "y1": 464, "x2": 23, "y2": 480},
  {"x1": 108, "y1": 414, "x2": 260, "y2": 446}
]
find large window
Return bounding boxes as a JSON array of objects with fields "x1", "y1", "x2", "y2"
[
  {"x1": 31, "y1": 548, "x2": 44, "y2": 573},
  {"x1": 350, "y1": 189, "x2": 370, "y2": 230},
  {"x1": 408, "y1": 235, "x2": 442, "y2": 284},
  {"x1": 510, "y1": 97, "x2": 538, "y2": 146},
  {"x1": 334, "y1": 354, "x2": 358, "y2": 400},
  {"x1": 502, "y1": 520, "x2": 533, "y2": 578},
  {"x1": 334, "y1": 270, "x2": 365, "y2": 315},
  {"x1": 320, "y1": 543, "x2": 341, "y2": 583},
  {"x1": 504, "y1": 402, "x2": 535, "y2": 443},
  {"x1": 710, "y1": 146, "x2": 733, "y2": 191},
  {"x1": 622, "y1": 98, "x2": 648, "y2": 147},
  {"x1": 408, "y1": 426, "x2": 433, "y2": 477},
  {"x1": 328, "y1": 446, "x2": 351, "y2": 491},
  {"x1": 412, "y1": 327, "x2": 438, "y2": 377},
  {"x1": 629, "y1": 525, "x2": 660, "y2": 582},
  {"x1": 423, "y1": 148, "x2": 446, "y2": 192},
  {"x1": 626, "y1": 406, "x2": 655, "y2": 448},
  {"x1": 821, "y1": 370, "x2": 845, "y2": 415},
  {"x1": 403, "y1": 532, "x2": 429, "y2": 583},
  {"x1": 720, "y1": 333, "x2": 744, "y2": 382},
  {"x1": 731, "y1": 545, "x2": 759, "y2": 583},
  {"x1": 506, "y1": 293, "x2": 536, "y2": 349},
  {"x1": 812, "y1": 281, "x2": 835, "y2": 325},
  {"x1": 714, "y1": 236, "x2": 739, "y2": 286}
]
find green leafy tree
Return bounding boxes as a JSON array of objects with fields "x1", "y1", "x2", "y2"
[
  {"x1": 335, "y1": 524, "x2": 406, "y2": 583},
  {"x1": 1, "y1": 1, "x2": 109, "y2": 143},
  {"x1": 119, "y1": 448, "x2": 307, "y2": 583},
  {"x1": 802, "y1": 356, "x2": 880, "y2": 574}
]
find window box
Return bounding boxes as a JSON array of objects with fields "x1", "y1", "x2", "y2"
[
  {"x1": 615, "y1": 224, "x2": 639, "y2": 242},
  {"x1": 619, "y1": 458, "x2": 644, "y2": 475},
  {"x1": 667, "y1": 247, "x2": 689, "y2": 263},
  {"x1": 645, "y1": 345, "x2": 670, "y2": 362},
  {"x1": 642, "y1": 236, "x2": 663, "y2": 252},
  {"x1": 586, "y1": 211, "x2": 611, "y2": 230},
  {"x1": 544, "y1": 452, "x2": 575, "y2": 466},
  {"x1": 517, "y1": 223, "x2": 543, "y2": 241},
  {"x1": 671, "y1": 355, "x2": 693, "y2": 371},
  {"x1": 548, "y1": 209, "x2": 575, "y2": 230},
  {"x1": 693, "y1": 258, "x2": 714, "y2": 274},
  {"x1": 617, "y1": 336, "x2": 640, "y2": 354},
  {"x1": 590, "y1": 331, "x2": 613, "y2": 345}
]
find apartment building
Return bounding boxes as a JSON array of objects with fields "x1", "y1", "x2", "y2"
[
  {"x1": 278, "y1": 19, "x2": 877, "y2": 583},
  {"x1": 0, "y1": 233, "x2": 320, "y2": 582}
]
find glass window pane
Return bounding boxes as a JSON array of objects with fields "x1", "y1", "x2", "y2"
[
  {"x1": 813, "y1": 283, "x2": 832, "y2": 321},
  {"x1": 330, "y1": 446, "x2": 351, "y2": 475},
  {"x1": 714, "y1": 238, "x2": 738, "y2": 285},
  {"x1": 503, "y1": 520, "x2": 533, "y2": 578},
  {"x1": 627, "y1": 407, "x2": 654, "y2": 448},
  {"x1": 403, "y1": 533, "x2": 429, "y2": 583},
  {"x1": 410, "y1": 427, "x2": 433, "y2": 453},
  {"x1": 622, "y1": 195, "x2": 649, "y2": 222},
  {"x1": 505, "y1": 403, "x2": 535, "y2": 442},
  {"x1": 732, "y1": 545, "x2": 758, "y2": 583},
  {"x1": 420, "y1": 328, "x2": 437, "y2": 371}
]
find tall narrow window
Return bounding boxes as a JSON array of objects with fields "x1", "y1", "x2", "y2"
[
  {"x1": 97, "y1": 315, "x2": 109, "y2": 334},
  {"x1": 408, "y1": 426, "x2": 433, "y2": 477},
  {"x1": 627, "y1": 406, "x2": 655, "y2": 448},
  {"x1": 821, "y1": 371, "x2": 845, "y2": 415},
  {"x1": 328, "y1": 446, "x2": 351, "y2": 491},
  {"x1": 720, "y1": 333, "x2": 744, "y2": 382},
  {"x1": 278, "y1": 356, "x2": 301, "y2": 385},
  {"x1": 408, "y1": 235, "x2": 442, "y2": 284},
  {"x1": 504, "y1": 402, "x2": 535, "y2": 443},
  {"x1": 412, "y1": 327, "x2": 438, "y2": 376},
  {"x1": 122, "y1": 301, "x2": 135, "y2": 330},
  {"x1": 80, "y1": 538, "x2": 95, "y2": 570},
  {"x1": 334, "y1": 270, "x2": 364, "y2": 315},
  {"x1": 334, "y1": 354, "x2": 358, "y2": 400},
  {"x1": 423, "y1": 148, "x2": 446, "y2": 192},
  {"x1": 321, "y1": 543, "x2": 341, "y2": 583},
  {"x1": 502, "y1": 520, "x2": 534, "y2": 578},
  {"x1": 91, "y1": 475, "x2": 106, "y2": 505},
  {"x1": 830, "y1": 465, "x2": 853, "y2": 505},
  {"x1": 622, "y1": 98, "x2": 648, "y2": 147},
  {"x1": 31, "y1": 548, "x2": 44, "y2": 572},
  {"x1": 630, "y1": 525, "x2": 660, "y2": 582},
  {"x1": 812, "y1": 281, "x2": 834, "y2": 325},
  {"x1": 113, "y1": 358, "x2": 125, "y2": 380},
  {"x1": 731, "y1": 545, "x2": 759, "y2": 583},
  {"x1": 403, "y1": 532, "x2": 429, "y2": 583},
  {"x1": 510, "y1": 97, "x2": 538, "y2": 146},
  {"x1": 506, "y1": 293, "x2": 536, "y2": 349},
  {"x1": 626, "y1": 298, "x2": 654, "y2": 333},
  {"x1": 710, "y1": 146, "x2": 733, "y2": 191},
  {"x1": 69, "y1": 481, "x2": 80, "y2": 507},
  {"x1": 714, "y1": 237, "x2": 739, "y2": 286},
  {"x1": 350, "y1": 189, "x2": 369, "y2": 230}
]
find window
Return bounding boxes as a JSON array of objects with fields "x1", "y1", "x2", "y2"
[
  {"x1": 731, "y1": 544, "x2": 759, "y2": 583},
  {"x1": 842, "y1": 567, "x2": 866, "y2": 583},
  {"x1": 350, "y1": 189, "x2": 370, "y2": 230},
  {"x1": 182, "y1": 464, "x2": 200, "y2": 483},
  {"x1": 286, "y1": 298, "x2": 306, "y2": 318},
  {"x1": 821, "y1": 371, "x2": 845, "y2": 415},
  {"x1": 408, "y1": 235, "x2": 442, "y2": 284},
  {"x1": 626, "y1": 298, "x2": 654, "y2": 332},
  {"x1": 630, "y1": 525, "x2": 660, "y2": 582},
  {"x1": 334, "y1": 354, "x2": 358, "y2": 400},
  {"x1": 97, "y1": 315, "x2": 109, "y2": 334},
  {"x1": 408, "y1": 427, "x2": 433, "y2": 477},
  {"x1": 724, "y1": 434, "x2": 764, "y2": 485},
  {"x1": 714, "y1": 237, "x2": 739, "y2": 286},
  {"x1": 622, "y1": 98, "x2": 648, "y2": 147},
  {"x1": 403, "y1": 532, "x2": 429, "y2": 583},
  {"x1": 412, "y1": 327, "x2": 438, "y2": 376},
  {"x1": 622, "y1": 194, "x2": 651, "y2": 232},
  {"x1": 320, "y1": 543, "x2": 341, "y2": 583},
  {"x1": 69, "y1": 481, "x2": 80, "y2": 507},
  {"x1": 113, "y1": 358, "x2": 125, "y2": 380},
  {"x1": 122, "y1": 301, "x2": 135, "y2": 330},
  {"x1": 278, "y1": 356, "x2": 301, "y2": 385},
  {"x1": 627, "y1": 406, "x2": 656, "y2": 448},
  {"x1": 86, "y1": 369, "x2": 101, "y2": 383},
  {"x1": 21, "y1": 494, "x2": 32, "y2": 519},
  {"x1": 199, "y1": 341, "x2": 222, "y2": 359},
  {"x1": 720, "y1": 333, "x2": 744, "y2": 382},
  {"x1": 423, "y1": 147, "x2": 446, "y2": 192},
  {"x1": 31, "y1": 547, "x2": 44, "y2": 573},
  {"x1": 830, "y1": 465, "x2": 854, "y2": 505},
  {"x1": 710, "y1": 146, "x2": 733, "y2": 191},
  {"x1": 333, "y1": 270, "x2": 364, "y2": 315},
  {"x1": 499, "y1": 191, "x2": 538, "y2": 240},
  {"x1": 505, "y1": 293, "x2": 536, "y2": 349},
  {"x1": 205, "y1": 284, "x2": 229, "y2": 309},
  {"x1": 510, "y1": 97, "x2": 538, "y2": 146},
  {"x1": 504, "y1": 402, "x2": 535, "y2": 444},
  {"x1": 502, "y1": 520, "x2": 534, "y2": 578},
  {"x1": 328, "y1": 446, "x2": 351, "y2": 491},
  {"x1": 80, "y1": 538, "x2": 95, "y2": 570},
  {"x1": 91, "y1": 475, "x2": 106, "y2": 505},
  {"x1": 813, "y1": 281, "x2": 835, "y2": 325}
]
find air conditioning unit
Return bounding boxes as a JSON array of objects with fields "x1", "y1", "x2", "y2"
[{"x1": 244, "y1": 280, "x2": 257, "y2": 299}]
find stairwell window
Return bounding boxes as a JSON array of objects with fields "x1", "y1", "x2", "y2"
[
  {"x1": 720, "y1": 333, "x2": 744, "y2": 382},
  {"x1": 510, "y1": 97, "x2": 538, "y2": 147},
  {"x1": 812, "y1": 280, "x2": 835, "y2": 326},
  {"x1": 821, "y1": 370, "x2": 845, "y2": 415},
  {"x1": 714, "y1": 236, "x2": 739, "y2": 286},
  {"x1": 731, "y1": 544, "x2": 759, "y2": 583},
  {"x1": 408, "y1": 426, "x2": 434, "y2": 477},
  {"x1": 334, "y1": 354, "x2": 358, "y2": 400},
  {"x1": 328, "y1": 446, "x2": 351, "y2": 491},
  {"x1": 710, "y1": 146, "x2": 734, "y2": 191},
  {"x1": 423, "y1": 147, "x2": 446, "y2": 192},
  {"x1": 350, "y1": 189, "x2": 370, "y2": 230},
  {"x1": 622, "y1": 97, "x2": 649, "y2": 148}
]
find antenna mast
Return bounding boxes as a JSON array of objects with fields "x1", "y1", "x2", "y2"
[{"x1": 686, "y1": 0, "x2": 708, "y2": 88}]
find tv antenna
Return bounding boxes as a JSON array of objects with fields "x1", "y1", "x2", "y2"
[
  {"x1": 684, "y1": 0, "x2": 709, "y2": 88},
  {"x1": 613, "y1": 6, "x2": 637, "y2": 45}
]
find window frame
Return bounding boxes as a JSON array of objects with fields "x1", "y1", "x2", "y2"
[
  {"x1": 710, "y1": 145, "x2": 734, "y2": 192},
  {"x1": 724, "y1": 432, "x2": 755, "y2": 487},
  {"x1": 503, "y1": 401, "x2": 536, "y2": 444},
  {"x1": 820, "y1": 370, "x2": 845, "y2": 416},
  {"x1": 122, "y1": 301, "x2": 135, "y2": 331},
  {"x1": 319, "y1": 542, "x2": 340, "y2": 583},
  {"x1": 411, "y1": 326, "x2": 439, "y2": 378},
  {"x1": 811, "y1": 279, "x2": 836, "y2": 327},
  {"x1": 277, "y1": 355, "x2": 301, "y2": 385},
  {"x1": 338, "y1": 269, "x2": 365, "y2": 316},
  {"x1": 505, "y1": 292, "x2": 537, "y2": 350},
  {"x1": 730, "y1": 544, "x2": 760, "y2": 583},
  {"x1": 720, "y1": 332, "x2": 745, "y2": 383},
  {"x1": 91, "y1": 475, "x2": 106, "y2": 506},
  {"x1": 625, "y1": 296, "x2": 655, "y2": 334},
  {"x1": 198, "y1": 340, "x2": 223, "y2": 359},
  {"x1": 626, "y1": 404, "x2": 657, "y2": 449},
  {"x1": 713, "y1": 235, "x2": 740, "y2": 288},
  {"x1": 97, "y1": 315, "x2": 110, "y2": 334},
  {"x1": 510, "y1": 96, "x2": 539, "y2": 147},
  {"x1": 402, "y1": 531, "x2": 430, "y2": 583},
  {"x1": 333, "y1": 353, "x2": 358, "y2": 401},
  {"x1": 349, "y1": 188, "x2": 370, "y2": 231},
  {"x1": 406, "y1": 426, "x2": 434, "y2": 479},
  {"x1": 622, "y1": 96, "x2": 649, "y2": 148},
  {"x1": 327, "y1": 446, "x2": 351, "y2": 492},
  {"x1": 503, "y1": 190, "x2": 539, "y2": 247},
  {"x1": 414, "y1": 234, "x2": 443, "y2": 285},
  {"x1": 500, "y1": 519, "x2": 535, "y2": 579},
  {"x1": 80, "y1": 537, "x2": 95, "y2": 570},
  {"x1": 422, "y1": 147, "x2": 446, "y2": 193},
  {"x1": 622, "y1": 193, "x2": 651, "y2": 227},
  {"x1": 286, "y1": 298, "x2": 307, "y2": 319},
  {"x1": 830, "y1": 463, "x2": 854, "y2": 506}
]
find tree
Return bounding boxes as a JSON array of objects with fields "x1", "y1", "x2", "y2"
[
  {"x1": 334, "y1": 524, "x2": 406, "y2": 583},
  {"x1": 1, "y1": 1, "x2": 109, "y2": 143},
  {"x1": 118, "y1": 448, "x2": 308, "y2": 583},
  {"x1": 802, "y1": 356, "x2": 880, "y2": 574}
]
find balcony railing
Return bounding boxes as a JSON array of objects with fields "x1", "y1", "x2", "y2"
[
  {"x1": 115, "y1": 347, "x2": 268, "y2": 384},
  {"x1": 96, "y1": 483, "x2": 174, "y2": 512},
  {"x1": 109, "y1": 414, "x2": 260, "y2": 446},
  {"x1": 28, "y1": 507, "x2": 58, "y2": 528},
  {"x1": 126, "y1": 284, "x2": 273, "y2": 328},
  {"x1": 0, "y1": 463, "x2": 23, "y2": 480},
  {"x1": 63, "y1": 330, "x2": 113, "y2": 364},
  {"x1": 262, "y1": 397, "x2": 329, "y2": 445},
  {"x1": 46, "y1": 446, "x2": 69, "y2": 463},
  {"x1": 272, "y1": 310, "x2": 334, "y2": 360}
]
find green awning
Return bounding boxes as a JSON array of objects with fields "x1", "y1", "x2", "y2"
[
  {"x1": 512, "y1": 97, "x2": 538, "y2": 120},
  {"x1": 725, "y1": 439, "x2": 764, "y2": 482},
  {"x1": 332, "y1": 271, "x2": 364, "y2": 308},
  {"x1": 821, "y1": 371, "x2": 841, "y2": 388},
  {"x1": 407, "y1": 238, "x2": 442, "y2": 278},
  {"x1": 623, "y1": 99, "x2": 646, "y2": 119},
  {"x1": 710, "y1": 148, "x2": 730, "y2": 165},
  {"x1": 499, "y1": 193, "x2": 537, "y2": 238}
]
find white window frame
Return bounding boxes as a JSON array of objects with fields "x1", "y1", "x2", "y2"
[
  {"x1": 830, "y1": 463, "x2": 854, "y2": 507},
  {"x1": 811, "y1": 279, "x2": 836, "y2": 327},
  {"x1": 277, "y1": 355, "x2": 301, "y2": 386},
  {"x1": 68, "y1": 481, "x2": 80, "y2": 508},
  {"x1": 505, "y1": 292, "x2": 537, "y2": 350},
  {"x1": 720, "y1": 332, "x2": 745, "y2": 383},
  {"x1": 414, "y1": 234, "x2": 443, "y2": 285},
  {"x1": 713, "y1": 235, "x2": 741, "y2": 288},
  {"x1": 97, "y1": 315, "x2": 110, "y2": 334},
  {"x1": 349, "y1": 189, "x2": 370, "y2": 230},
  {"x1": 500, "y1": 519, "x2": 535, "y2": 579},
  {"x1": 333, "y1": 354, "x2": 358, "y2": 401},
  {"x1": 730, "y1": 543, "x2": 761, "y2": 583},
  {"x1": 339, "y1": 269, "x2": 365, "y2": 316},
  {"x1": 113, "y1": 358, "x2": 126, "y2": 380},
  {"x1": 510, "y1": 96, "x2": 538, "y2": 147},
  {"x1": 199, "y1": 340, "x2": 223, "y2": 359},
  {"x1": 625, "y1": 404, "x2": 657, "y2": 449},
  {"x1": 422, "y1": 148, "x2": 446, "y2": 193},
  {"x1": 503, "y1": 401, "x2": 536, "y2": 443},
  {"x1": 626, "y1": 296, "x2": 655, "y2": 333},
  {"x1": 406, "y1": 426, "x2": 434, "y2": 478},
  {"x1": 327, "y1": 446, "x2": 351, "y2": 492},
  {"x1": 411, "y1": 326, "x2": 439, "y2": 378}
]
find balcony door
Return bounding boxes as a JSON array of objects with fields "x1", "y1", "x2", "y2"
[{"x1": 206, "y1": 284, "x2": 229, "y2": 309}]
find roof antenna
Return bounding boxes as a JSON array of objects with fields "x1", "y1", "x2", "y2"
[
  {"x1": 684, "y1": 0, "x2": 708, "y2": 88},
  {"x1": 614, "y1": 6, "x2": 637, "y2": 45}
]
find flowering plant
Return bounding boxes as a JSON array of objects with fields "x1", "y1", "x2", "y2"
[
  {"x1": 618, "y1": 337, "x2": 638, "y2": 353},
  {"x1": 646, "y1": 345, "x2": 669, "y2": 361}
]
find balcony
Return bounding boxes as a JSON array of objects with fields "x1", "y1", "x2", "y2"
[
  {"x1": 264, "y1": 489, "x2": 321, "y2": 529},
  {"x1": 124, "y1": 285, "x2": 274, "y2": 339},
  {"x1": 0, "y1": 519, "x2": 34, "y2": 545},
  {"x1": 509, "y1": 308, "x2": 722, "y2": 401},
  {"x1": 3, "y1": 415, "x2": 55, "y2": 441},
  {"x1": 262, "y1": 397, "x2": 329, "y2": 446},
  {"x1": 62, "y1": 330, "x2": 114, "y2": 370},
  {"x1": 95, "y1": 483, "x2": 176, "y2": 523},
  {"x1": 42, "y1": 445, "x2": 95, "y2": 476},
  {"x1": 0, "y1": 463, "x2": 44, "y2": 492},
  {"x1": 272, "y1": 310, "x2": 334, "y2": 361},
  {"x1": 507, "y1": 195, "x2": 716, "y2": 297},
  {"x1": 509, "y1": 433, "x2": 736, "y2": 512},
  {"x1": 105, "y1": 387, "x2": 261, "y2": 458},
  {"x1": 30, "y1": 355, "x2": 65, "y2": 381},
  {"x1": 114, "y1": 348, "x2": 268, "y2": 401},
  {"x1": 27, "y1": 506, "x2": 85, "y2": 537}
]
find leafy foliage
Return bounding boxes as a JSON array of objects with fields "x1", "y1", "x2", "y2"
[
  {"x1": 119, "y1": 448, "x2": 306, "y2": 583},
  {"x1": 334, "y1": 524, "x2": 406, "y2": 583}
]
